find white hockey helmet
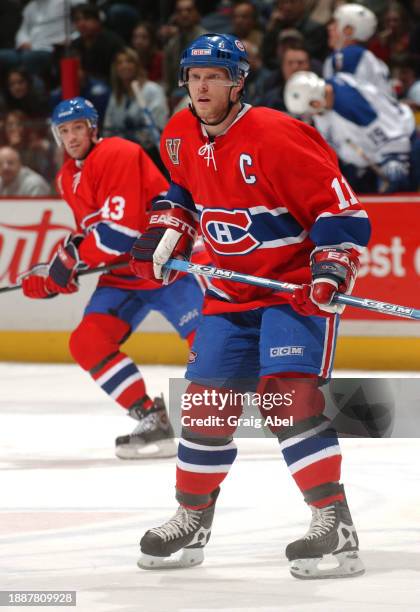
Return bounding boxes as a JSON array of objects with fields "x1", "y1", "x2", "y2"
[
  {"x1": 333, "y1": 3, "x2": 377, "y2": 42},
  {"x1": 284, "y1": 71, "x2": 326, "y2": 116}
]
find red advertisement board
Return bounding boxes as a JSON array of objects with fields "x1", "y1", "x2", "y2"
[
  {"x1": 343, "y1": 196, "x2": 420, "y2": 320},
  {"x1": 0, "y1": 196, "x2": 419, "y2": 321}
]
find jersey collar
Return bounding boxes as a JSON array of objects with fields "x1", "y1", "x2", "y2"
[{"x1": 200, "y1": 103, "x2": 252, "y2": 140}]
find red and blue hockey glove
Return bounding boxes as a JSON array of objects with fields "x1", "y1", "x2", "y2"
[
  {"x1": 291, "y1": 248, "x2": 359, "y2": 316},
  {"x1": 20, "y1": 264, "x2": 78, "y2": 299},
  {"x1": 130, "y1": 203, "x2": 197, "y2": 285},
  {"x1": 48, "y1": 234, "x2": 87, "y2": 289}
]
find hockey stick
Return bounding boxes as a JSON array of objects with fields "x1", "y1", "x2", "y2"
[
  {"x1": 0, "y1": 261, "x2": 127, "y2": 294},
  {"x1": 345, "y1": 139, "x2": 390, "y2": 193},
  {"x1": 164, "y1": 258, "x2": 420, "y2": 321}
]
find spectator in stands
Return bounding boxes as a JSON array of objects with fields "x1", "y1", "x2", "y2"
[
  {"x1": 0, "y1": 146, "x2": 50, "y2": 196},
  {"x1": 49, "y1": 53, "x2": 111, "y2": 125},
  {"x1": 261, "y1": 43, "x2": 312, "y2": 112},
  {"x1": 262, "y1": 0, "x2": 329, "y2": 69},
  {"x1": 103, "y1": 47, "x2": 168, "y2": 172},
  {"x1": 284, "y1": 70, "x2": 415, "y2": 193},
  {"x1": 231, "y1": 2, "x2": 263, "y2": 50},
  {"x1": 0, "y1": 1, "x2": 22, "y2": 51},
  {"x1": 163, "y1": 0, "x2": 207, "y2": 104},
  {"x1": 0, "y1": 0, "x2": 84, "y2": 85},
  {"x1": 391, "y1": 54, "x2": 420, "y2": 100},
  {"x1": 101, "y1": 1, "x2": 141, "y2": 44},
  {"x1": 307, "y1": 0, "x2": 335, "y2": 26},
  {"x1": 408, "y1": 0, "x2": 420, "y2": 58},
  {"x1": 324, "y1": 3, "x2": 392, "y2": 96},
  {"x1": 261, "y1": 30, "x2": 323, "y2": 103},
  {"x1": 199, "y1": 0, "x2": 233, "y2": 34},
  {"x1": 243, "y1": 42, "x2": 273, "y2": 106},
  {"x1": 71, "y1": 4, "x2": 125, "y2": 83},
  {"x1": 131, "y1": 22, "x2": 163, "y2": 83},
  {"x1": 2, "y1": 110, "x2": 57, "y2": 183},
  {"x1": 368, "y1": 1, "x2": 410, "y2": 66},
  {"x1": 0, "y1": 67, "x2": 48, "y2": 120}
]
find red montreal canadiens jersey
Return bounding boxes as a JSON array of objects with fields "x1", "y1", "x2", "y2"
[
  {"x1": 161, "y1": 106, "x2": 370, "y2": 314},
  {"x1": 57, "y1": 137, "x2": 168, "y2": 290}
]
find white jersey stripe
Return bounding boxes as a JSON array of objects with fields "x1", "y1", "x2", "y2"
[
  {"x1": 278, "y1": 421, "x2": 331, "y2": 451},
  {"x1": 315, "y1": 209, "x2": 369, "y2": 220},
  {"x1": 259, "y1": 230, "x2": 308, "y2": 248},
  {"x1": 111, "y1": 373, "x2": 143, "y2": 399},
  {"x1": 179, "y1": 438, "x2": 237, "y2": 452},
  {"x1": 96, "y1": 356, "x2": 132, "y2": 386},
  {"x1": 176, "y1": 459, "x2": 232, "y2": 474},
  {"x1": 288, "y1": 445, "x2": 341, "y2": 474}
]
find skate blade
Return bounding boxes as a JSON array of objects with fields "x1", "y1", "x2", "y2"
[
  {"x1": 290, "y1": 551, "x2": 365, "y2": 580},
  {"x1": 115, "y1": 438, "x2": 177, "y2": 460},
  {"x1": 137, "y1": 547, "x2": 204, "y2": 570}
]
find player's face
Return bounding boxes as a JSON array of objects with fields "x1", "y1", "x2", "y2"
[
  {"x1": 187, "y1": 67, "x2": 242, "y2": 124},
  {"x1": 58, "y1": 120, "x2": 95, "y2": 160}
]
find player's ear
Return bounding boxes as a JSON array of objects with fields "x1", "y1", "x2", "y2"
[
  {"x1": 231, "y1": 76, "x2": 245, "y2": 103},
  {"x1": 91, "y1": 127, "x2": 99, "y2": 143}
]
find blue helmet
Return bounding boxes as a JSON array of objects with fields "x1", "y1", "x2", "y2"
[
  {"x1": 51, "y1": 97, "x2": 99, "y2": 144},
  {"x1": 179, "y1": 33, "x2": 250, "y2": 86}
]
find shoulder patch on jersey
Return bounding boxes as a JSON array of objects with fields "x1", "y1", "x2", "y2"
[{"x1": 166, "y1": 138, "x2": 182, "y2": 165}]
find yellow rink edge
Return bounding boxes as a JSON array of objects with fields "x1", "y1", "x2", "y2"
[{"x1": 0, "y1": 331, "x2": 419, "y2": 370}]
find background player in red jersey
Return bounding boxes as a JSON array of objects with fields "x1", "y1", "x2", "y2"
[
  {"x1": 19, "y1": 97, "x2": 205, "y2": 460},
  {"x1": 129, "y1": 35, "x2": 371, "y2": 578}
]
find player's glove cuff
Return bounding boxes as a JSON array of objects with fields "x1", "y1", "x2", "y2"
[
  {"x1": 49, "y1": 234, "x2": 87, "y2": 288},
  {"x1": 309, "y1": 248, "x2": 359, "y2": 315}
]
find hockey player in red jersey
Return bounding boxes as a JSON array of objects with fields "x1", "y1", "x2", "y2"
[
  {"x1": 19, "y1": 97, "x2": 205, "y2": 460},
  {"x1": 129, "y1": 34, "x2": 371, "y2": 578}
]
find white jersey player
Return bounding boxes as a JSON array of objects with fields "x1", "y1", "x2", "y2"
[
  {"x1": 324, "y1": 3, "x2": 392, "y2": 97},
  {"x1": 284, "y1": 71, "x2": 415, "y2": 194}
]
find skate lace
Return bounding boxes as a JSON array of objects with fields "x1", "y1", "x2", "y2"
[
  {"x1": 149, "y1": 506, "x2": 202, "y2": 542},
  {"x1": 304, "y1": 505, "x2": 336, "y2": 540},
  {"x1": 198, "y1": 141, "x2": 217, "y2": 170},
  {"x1": 131, "y1": 412, "x2": 160, "y2": 435}
]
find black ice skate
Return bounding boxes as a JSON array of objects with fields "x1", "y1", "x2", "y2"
[
  {"x1": 115, "y1": 396, "x2": 176, "y2": 459},
  {"x1": 138, "y1": 488, "x2": 220, "y2": 569},
  {"x1": 286, "y1": 497, "x2": 365, "y2": 580}
]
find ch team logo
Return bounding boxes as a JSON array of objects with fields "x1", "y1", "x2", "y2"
[
  {"x1": 166, "y1": 138, "x2": 181, "y2": 165},
  {"x1": 201, "y1": 208, "x2": 261, "y2": 255}
]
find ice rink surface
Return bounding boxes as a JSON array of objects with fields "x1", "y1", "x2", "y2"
[{"x1": 1, "y1": 363, "x2": 420, "y2": 612}]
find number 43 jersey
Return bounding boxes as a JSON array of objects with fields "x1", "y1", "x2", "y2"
[
  {"x1": 56, "y1": 136, "x2": 168, "y2": 289},
  {"x1": 161, "y1": 105, "x2": 371, "y2": 314}
]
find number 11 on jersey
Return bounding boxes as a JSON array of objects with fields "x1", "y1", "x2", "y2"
[{"x1": 331, "y1": 176, "x2": 358, "y2": 210}]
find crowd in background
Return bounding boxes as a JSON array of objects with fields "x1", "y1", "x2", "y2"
[{"x1": 0, "y1": 0, "x2": 419, "y2": 196}]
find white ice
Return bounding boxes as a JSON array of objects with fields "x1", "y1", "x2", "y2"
[{"x1": 1, "y1": 364, "x2": 420, "y2": 612}]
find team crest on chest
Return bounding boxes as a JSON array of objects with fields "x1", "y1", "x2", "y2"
[{"x1": 166, "y1": 138, "x2": 181, "y2": 165}]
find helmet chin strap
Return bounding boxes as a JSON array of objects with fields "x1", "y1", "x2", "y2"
[{"x1": 186, "y1": 84, "x2": 241, "y2": 127}]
